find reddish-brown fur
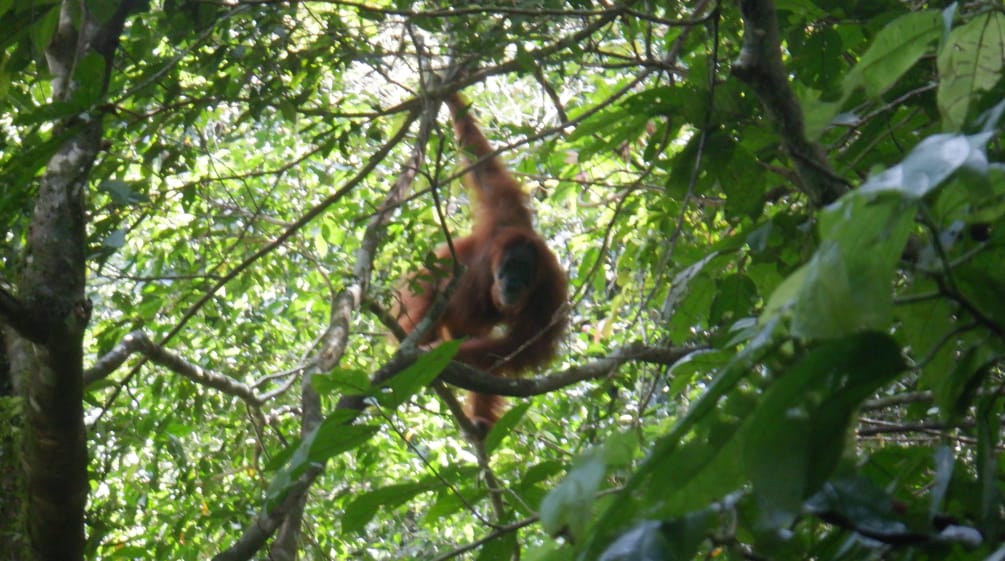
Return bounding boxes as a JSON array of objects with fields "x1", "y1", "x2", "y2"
[{"x1": 397, "y1": 92, "x2": 568, "y2": 430}]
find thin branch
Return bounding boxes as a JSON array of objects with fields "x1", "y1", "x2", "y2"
[
  {"x1": 366, "y1": 294, "x2": 702, "y2": 398},
  {"x1": 83, "y1": 330, "x2": 267, "y2": 406},
  {"x1": 862, "y1": 391, "x2": 934, "y2": 411},
  {"x1": 919, "y1": 211, "x2": 1005, "y2": 340},
  {"x1": 444, "y1": 343, "x2": 701, "y2": 396},
  {"x1": 858, "y1": 417, "x2": 976, "y2": 437},
  {"x1": 94, "y1": 106, "x2": 421, "y2": 426},
  {"x1": 210, "y1": 465, "x2": 321, "y2": 561},
  {"x1": 347, "y1": 342, "x2": 702, "y2": 405},
  {"x1": 428, "y1": 516, "x2": 540, "y2": 561}
]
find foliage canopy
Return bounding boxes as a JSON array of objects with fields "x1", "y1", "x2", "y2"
[{"x1": 1, "y1": 1, "x2": 1005, "y2": 560}]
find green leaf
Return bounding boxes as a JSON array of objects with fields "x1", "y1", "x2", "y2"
[
  {"x1": 29, "y1": 4, "x2": 58, "y2": 54},
  {"x1": 805, "y1": 477, "x2": 910, "y2": 537},
  {"x1": 799, "y1": 87, "x2": 846, "y2": 141},
  {"x1": 664, "y1": 252, "x2": 719, "y2": 318},
  {"x1": 931, "y1": 345, "x2": 991, "y2": 422},
  {"x1": 844, "y1": 10, "x2": 941, "y2": 97},
  {"x1": 859, "y1": 131, "x2": 994, "y2": 199},
  {"x1": 599, "y1": 512, "x2": 713, "y2": 561},
  {"x1": 666, "y1": 349, "x2": 728, "y2": 397},
  {"x1": 379, "y1": 340, "x2": 459, "y2": 409},
  {"x1": 746, "y1": 333, "x2": 906, "y2": 527},
  {"x1": 710, "y1": 274, "x2": 757, "y2": 325},
  {"x1": 103, "y1": 229, "x2": 125, "y2": 249},
  {"x1": 343, "y1": 482, "x2": 430, "y2": 534},
  {"x1": 763, "y1": 192, "x2": 914, "y2": 339},
  {"x1": 718, "y1": 146, "x2": 765, "y2": 219},
  {"x1": 539, "y1": 446, "x2": 607, "y2": 540},
  {"x1": 938, "y1": 12, "x2": 1005, "y2": 131},
  {"x1": 72, "y1": 51, "x2": 107, "y2": 106},
  {"x1": 601, "y1": 430, "x2": 639, "y2": 468},
  {"x1": 484, "y1": 400, "x2": 529, "y2": 455},
  {"x1": 311, "y1": 368, "x2": 371, "y2": 397},
  {"x1": 309, "y1": 420, "x2": 379, "y2": 464},
  {"x1": 98, "y1": 179, "x2": 148, "y2": 205},
  {"x1": 597, "y1": 520, "x2": 674, "y2": 561},
  {"x1": 585, "y1": 317, "x2": 784, "y2": 555}
]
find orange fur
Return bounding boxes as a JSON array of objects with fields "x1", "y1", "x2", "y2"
[{"x1": 397, "y1": 92, "x2": 568, "y2": 431}]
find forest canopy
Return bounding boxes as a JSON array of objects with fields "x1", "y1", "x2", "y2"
[{"x1": 1, "y1": 1, "x2": 1005, "y2": 560}]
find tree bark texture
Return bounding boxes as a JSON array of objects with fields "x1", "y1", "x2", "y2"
[{"x1": 3, "y1": 0, "x2": 136, "y2": 559}]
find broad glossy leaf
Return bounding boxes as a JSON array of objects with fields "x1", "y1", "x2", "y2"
[
  {"x1": 309, "y1": 421, "x2": 379, "y2": 464},
  {"x1": 805, "y1": 477, "x2": 910, "y2": 538},
  {"x1": 860, "y1": 132, "x2": 993, "y2": 198},
  {"x1": 584, "y1": 317, "x2": 783, "y2": 556},
  {"x1": 311, "y1": 368, "x2": 371, "y2": 397},
  {"x1": 599, "y1": 511, "x2": 714, "y2": 561},
  {"x1": 484, "y1": 400, "x2": 529, "y2": 455},
  {"x1": 764, "y1": 193, "x2": 914, "y2": 339},
  {"x1": 597, "y1": 520, "x2": 673, "y2": 561}
]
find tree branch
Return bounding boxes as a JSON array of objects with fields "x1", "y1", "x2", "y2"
[
  {"x1": 83, "y1": 330, "x2": 266, "y2": 407},
  {"x1": 337, "y1": 342, "x2": 702, "y2": 409},
  {"x1": 731, "y1": 0, "x2": 849, "y2": 207}
]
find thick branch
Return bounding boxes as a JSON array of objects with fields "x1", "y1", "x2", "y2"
[
  {"x1": 10, "y1": 0, "x2": 140, "y2": 558},
  {"x1": 443, "y1": 344, "x2": 699, "y2": 396},
  {"x1": 366, "y1": 298, "x2": 703, "y2": 400},
  {"x1": 731, "y1": 0, "x2": 849, "y2": 207},
  {"x1": 336, "y1": 343, "x2": 702, "y2": 415},
  {"x1": 210, "y1": 465, "x2": 321, "y2": 561}
]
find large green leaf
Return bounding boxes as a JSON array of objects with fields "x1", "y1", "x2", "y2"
[
  {"x1": 844, "y1": 10, "x2": 942, "y2": 98},
  {"x1": 938, "y1": 12, "x2": 1005, "y2": 131},
  {"x1": 342, "y1": 482, "x2": 433, "y2": 534},
  {"x1": 763, "y1": 192, "x2": 914, "y2": 339},
  {"x1": 745, "y1": 333, "x2": 906, "y2": 527},
  {"x1": 539, "y1": 446, "x2": 607, "y2": 541},
  {"x1": 597, "y1": 514, "x2": 713, "y2": 561}
]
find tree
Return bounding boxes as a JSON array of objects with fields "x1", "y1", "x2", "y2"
[{"x1": 1, "y1": 0, "x2": 1003, "y2": 560}]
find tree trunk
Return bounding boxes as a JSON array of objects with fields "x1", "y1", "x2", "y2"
[{"x1": 1, "y1": 0, "x2": 136, "y2": 559}]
